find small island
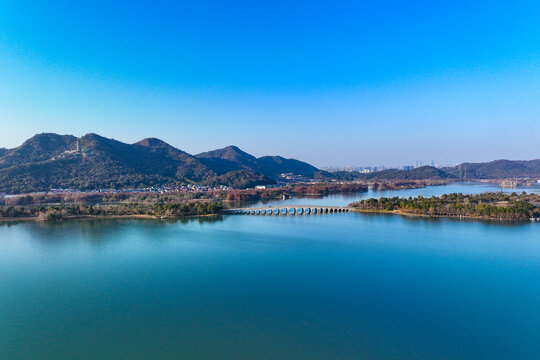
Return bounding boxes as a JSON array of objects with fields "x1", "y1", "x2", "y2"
[{"x1": 349, "y1": 192, "x2": 540, "y2": 221}]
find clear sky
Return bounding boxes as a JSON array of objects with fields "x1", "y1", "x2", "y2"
[{"x1": 0, "y1": 0, "x2": 539, "y2": 167}]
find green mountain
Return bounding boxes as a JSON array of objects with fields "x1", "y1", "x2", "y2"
[
  {"x1": 443, "y1": 159, "x2": 540, "y2": 179},
  {"x1": 4, "y1": 133, "x2": 535, "y2": 195},
  {"x1": 196, "y1": 146, "x2": 320, "y2": 178},
  {"x1": 0, "y1": 133, "x2": 220, "y2": 193},
  {"x1": 256, "y1": 156, "x2": 320, "y2": 178},
  {"x1": 196, "y1": 146, "x2": 259, "y2": 174},
  {"x1": 359, "y1": 166, "x2": 454, "y2": 181},
  {"x1": 0, "y1": 134, "x2": 311, "y2": 194},
  {"x1": 0, "y1": 133, "x2": 77, "y2": 168}
]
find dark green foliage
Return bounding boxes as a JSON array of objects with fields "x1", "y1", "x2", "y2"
[
  {"x1": 197, "y1": 145, "x2": 259, "y2": 170},
  {"x1": 0, "y1": 134, "x2": 322, "y2": 194},
  {"x1": 255, "y1": 156, "x2": 319, "y2": 178},
  {"x1": 0, "y1": 133, "x2": 77, "y2": 169},
  {"x1": 0, "y1": 133, "x2": 216, "y2": 193},
  {"x1": 361, "y1": 166, "x2": 454, "y2": 181},
  {"x1": 320, "y1": 166, "x2": 454, "y2": 181},
  {"x1": 204, "y1": 170, "x2": 275, "y2": 188},
  {"x1": 154, "y1": 201, "x2": 222, "y2": 217},
  {"x1": 197, "y1": 146, "x2": 320, "y2": 178},
  {"x1": 0, "y1": 196, "x2": 223, "y2": 220},
  {"x1": 350, "y1": 192, "x2": 539, "y2": 220}
]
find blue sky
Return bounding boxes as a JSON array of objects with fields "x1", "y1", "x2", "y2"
[{"x1": 0, "y1": 0, "x2": 539, "y2": 167}]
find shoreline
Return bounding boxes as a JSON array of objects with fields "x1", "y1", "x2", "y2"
[
  {"x1": 0, "y1": 213, "x2": 221, "y2": 223},
  {"x1": 2, "y1": 209, "x2": 537, "y2": 224},
  {"x1": 351, "y1": 208, "x2": 538, "y2": 222}
]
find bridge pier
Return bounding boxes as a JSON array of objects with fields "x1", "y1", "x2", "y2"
[{"x1": 230, "y1": 205, "x2": 351, "y2": 216}]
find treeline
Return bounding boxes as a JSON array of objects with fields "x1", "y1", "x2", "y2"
[
  {"x1": 223, "y1": 183, "x2": 368, "y2": 202},
  {"x1": 154, "y1": 202, "x2": 222, "y2": 217},
  {"x1": 203, "y1": 170, "x2": 274, "y2": 189},
  {"x1": 1, "y1": 191, "x2": 215, "y2": 207},
  {"x1": 371, "y1": 180, "x2": 448, "y2": 190},
  {"x1": 350, "y1": 192, "x2": 540, "y2": 221},
  {"x1": 0, "y1": 200, "x2": 222, "y2": 221}
]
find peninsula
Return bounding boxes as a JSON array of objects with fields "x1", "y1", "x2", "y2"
[{"x1": 349, "y1": 192, "x2": 540, "y2": 221}]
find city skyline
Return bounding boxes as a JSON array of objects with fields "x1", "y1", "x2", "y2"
[{"x1": 1, "y1": 1, "x2": 539, "y2": 167}]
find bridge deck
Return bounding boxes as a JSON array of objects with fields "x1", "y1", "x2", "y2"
[{"x1": 223, "y1": 205, "x2": 353, "y2": 215}]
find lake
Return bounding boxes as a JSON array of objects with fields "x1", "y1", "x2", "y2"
[
  {"x1": 1, "y1": 182, "x2": 539, "y2": 359},
  {"x1": 246, "y1": 181, "x2": 540, "y2": 207}
]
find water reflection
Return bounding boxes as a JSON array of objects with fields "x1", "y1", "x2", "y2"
[{"x1": 0, "y1": 215, "x2": 226, "y2": 248}]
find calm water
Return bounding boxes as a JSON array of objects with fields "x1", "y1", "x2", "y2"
[
  {"x1": 1, "y1": 183, "x2": 539, "y2": 359},
  {"x1": 247, "y1": 181, "x2": 540, "y2": 207}
]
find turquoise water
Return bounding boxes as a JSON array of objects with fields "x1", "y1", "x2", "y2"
[
  {"x1": 248, "y1": 181, "x2": 540, "y2": 207},
  {"x1": 1, "y1": 183, "x2": 539, "y2": 359}
]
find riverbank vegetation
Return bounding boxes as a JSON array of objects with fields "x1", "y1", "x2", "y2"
[
  {"x1": 0, "y1": 182, "x2": 367, "y2": 221},
  {"x1": 221, "y1": 183, "x2": 369, "y2": 202},
  {"x1": 349, "y1": 192, "x2": 540, "y2": 221},
  {"x1": 370, "y1": 180, "x2": 448, "y2": 190},
  {"x1": 0, "y1": 194, "x2": 223, "y2": 221}
]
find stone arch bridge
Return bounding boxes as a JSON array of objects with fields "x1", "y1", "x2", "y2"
[{"x1": 223, "y1": 205, "x2": 352, "y2": 216}]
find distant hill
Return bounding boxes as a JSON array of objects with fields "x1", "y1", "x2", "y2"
[
  {"x1": 0, "y1": 134, "x2": 313, "y2": 194},
  {"x1": 359, "y1": 166, "x2": 455, "y2": 181},
  {"x1": 197, "y1": 146, "x2": 259, "y2": 167},
  {"x1": 256, "y1": 156, "x2": 320, "y2": 178},
  {"x1": 197, "y1": 146, "x2": 259, "y2": 174},
  {"x1": 196, "y1": 145, "x2": 321, "y2": 178},
  {"x1": 443, "y1": 159, "x2": 540, "y2": 179},
  {"x1": 0, "y1": 133, "x2": 218, "y2": 193},
  {"x1": 331, "y1": 160, "x2": 540, "y2": 181},
  {"x1": 2, "y1": 133, "x2": 537, "y2": 194}
]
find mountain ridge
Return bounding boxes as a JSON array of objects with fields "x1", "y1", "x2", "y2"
[
  {"x1": 0, "y1": 133, "x2": 538, "y2": 194},
  {"x1": 0, "y1": 133, "x2": 315, "y2": 193},
  {"x1": 443, "y1": 159, "x2": 540, "y2": 179},
  {"x1": 196, "y1": 145, "x2": 321, "y2": 178}
]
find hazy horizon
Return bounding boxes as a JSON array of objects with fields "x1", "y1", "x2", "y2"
[{"x1": 1, "y1": 1, "x2": 539, "y2": 166}]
